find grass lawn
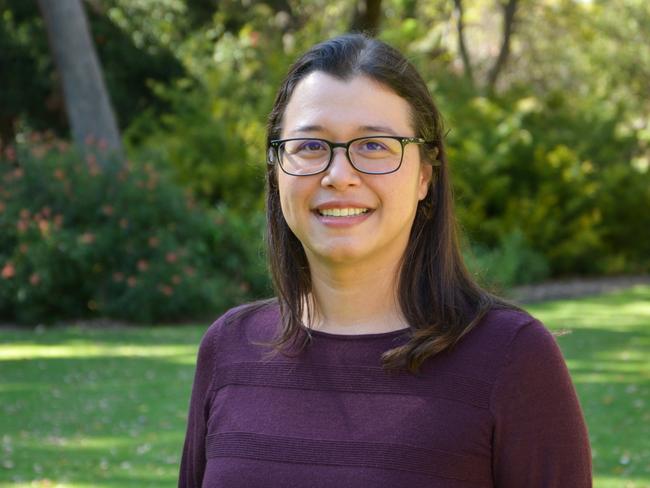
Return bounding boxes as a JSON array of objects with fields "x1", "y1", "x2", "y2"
[{"x1": 1, "y1": 285, "x2": 649, "y2": 487}]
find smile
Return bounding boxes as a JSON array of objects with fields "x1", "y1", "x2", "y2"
[{"x1": 317, "y1": 208, "x2": 370, "y2": 217}]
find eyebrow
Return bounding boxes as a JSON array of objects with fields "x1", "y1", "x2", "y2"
[{"x1": 289, "y1": 124, "x2": 399, "y2": 136}]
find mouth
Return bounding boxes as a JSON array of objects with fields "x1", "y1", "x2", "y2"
[{"x1": 316, "y1": 207, "x2": 371, "y2": 217}]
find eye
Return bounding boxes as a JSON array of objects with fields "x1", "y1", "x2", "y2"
[
  {"x1": 361, "y1": 140, "x2": 388, "y2": 151},
  {"x1": 296, "y1": 140, "x2": 327, "y2": 152}
]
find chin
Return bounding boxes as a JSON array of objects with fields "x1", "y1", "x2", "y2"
[{"x1": 309, "y1": 244, "x2": 369, "y2": 266}]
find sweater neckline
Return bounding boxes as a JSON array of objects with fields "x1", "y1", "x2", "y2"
[{"x1": 303, "y1": 326, "x2": 411, "y2": 340}]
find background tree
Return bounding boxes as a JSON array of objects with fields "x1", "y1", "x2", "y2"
[
  {"x1": 350, "y1": 0, "x2": 383, "y2": 36},
  {"x1": 37, "y1": 0, "x2": 122, "y2": 160}
]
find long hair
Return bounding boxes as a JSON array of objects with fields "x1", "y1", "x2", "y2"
[{"x1": 260, "y1": 33, "x2": 519, "y2": 374}]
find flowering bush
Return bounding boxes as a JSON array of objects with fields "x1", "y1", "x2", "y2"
[{"x1": 0, "y1": 134, "x2": 269, "y2": 325}]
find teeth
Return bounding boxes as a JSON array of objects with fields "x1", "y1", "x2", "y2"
[{"x1": 319, "y1": 208, "x2": 369, "y2": 217}]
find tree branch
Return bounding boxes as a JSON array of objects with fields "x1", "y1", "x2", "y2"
[
  {"x1": 487, "y1": 0, "x2": 518, "y2": 93},
  {"x1": 452, "y1": 0, "x2": 475, "y2": 86},
  {"x1": 350, "y1": 0, "x2": 383, "y2": 37}
]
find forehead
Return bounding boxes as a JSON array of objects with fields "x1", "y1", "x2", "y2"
[{"x1": 282, "y1": 72, "x2": 414, "y2": 137}]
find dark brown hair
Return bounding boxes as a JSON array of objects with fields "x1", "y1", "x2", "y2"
[{"x1": 260, "y1": 33, "x2": 519, "y2": 374}]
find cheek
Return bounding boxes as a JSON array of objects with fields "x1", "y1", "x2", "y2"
[{"x1": 278, "y1": 175, "x2": 308, "y2": 226}]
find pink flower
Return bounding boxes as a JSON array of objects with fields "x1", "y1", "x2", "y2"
[
  {"x1": 1, "y1": 262, "x2": 15, "y2": 279},
  {"x1": 13, "y1": 168, "x2": 24, "y2": 179},
  {"x1": 184, "y1": 266, "x2": 196, "y2": 277},
  {"x1": 158, "y1": 284, "x2": 173, "y2": 296},
  {"x1": 171, "y1": 274, "x2": 182, "y2": 284},
  {"x1": 19, "y1": 243, "x2": 28, "y2": 254},
  {"x1": 29, "y1": 273, "x2": 41, "y2": 285},
  {"x1": 31, "y1": 146, "x2": 46, "y2": 158},
  {"x1": 5, "y1": 146, "x2": 16, "y2": 161},
  {"x1": 137, "y1": 259, "x2": 149, "y2": 272},
  {"x1": 38, "y1": 220, "x2": 50, "y2": 236},
  {"x1": 101, "y1": 205, "x2": 114, "y2": 216},
  {"x1": 79, "y1": 233, "x2": 95, "y2": 244},
  {"x1": 19, "y1": 209, "x2": 30, "y2": 219},
  {"x1": 89, "y1": 164, "x2": 101, "y2": 176},
  {"x1": 54, "y1": 169, "x2": 65, "y2": 181},
  {"x1": 97, "y1": 138, "x2": 108, "y2": 151},
  {"x1": 16, "y1": 220, "x2": 29, "y2": 233},
  {"x1": 148, "y1": 236, "x2": 159, "y2": 248},
  {"x1": 127, "y1": 276, "x2": 137, "y2": 287},
  {"x1": 165, "y1": 252, "x2": 178, "y2": 264}
]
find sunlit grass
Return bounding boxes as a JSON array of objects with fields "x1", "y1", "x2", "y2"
[
  {"x1": 0, "y1": 343, "x2": 196, "y2": 361},
  {"x1": 1, "y1": 285, "x2": 648, "y2": 487},
  {"x1": 0, "y1": 324, "x2": 204, "y2": 488},
  {"x1": 528, "y1": 285, "x2": 650, "y2": 488}
]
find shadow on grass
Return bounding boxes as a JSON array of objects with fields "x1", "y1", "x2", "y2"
[{"x1": 0, "y1": 352, "x2": 202, "y2": 487}]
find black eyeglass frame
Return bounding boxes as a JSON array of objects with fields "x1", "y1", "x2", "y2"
[{"x1": 268, "y1": 136, "x2": 440, "y2": 176}]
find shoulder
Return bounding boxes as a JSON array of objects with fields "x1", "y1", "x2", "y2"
[
  {"x1": 477, "y1": 307, "x2": 561, "y2": 364},
  {"x1": 457, "y1": 306, "x2": 550, "y2": 358},
  {"x1": 475, "y1": 308, "x2": 576, "y2": 409},
  {"x1": 440, "y1": 307, "x2": 559, "y2": 382},
  {"x1": 474, "y1": 307, "x2": 554, "y2": 351},
  {"x1": 196, "y1": 299, "x2": 281, "y2": 362}
]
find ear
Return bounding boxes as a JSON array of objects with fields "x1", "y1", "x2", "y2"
[{"x1": 417, "y1": 163, "x2": 433, "y2": 201}]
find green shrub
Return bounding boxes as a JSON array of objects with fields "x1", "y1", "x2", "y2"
[
  {"x1": 125, "y1": 7, "x2": 292, "y2": 212},
  {"x1": 463, "y1": 229, "x2": 550, "y2": 292},
  {"x1": 444, "y1": 88, "x2": 650, "y2": 277},
  {"x1": 0, "y1": 135, "x2": 270, "y2": 325}
]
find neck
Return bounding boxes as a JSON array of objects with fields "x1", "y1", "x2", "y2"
[{"x1": 305, "y1": 257, "x2": 408, "y2": 335}]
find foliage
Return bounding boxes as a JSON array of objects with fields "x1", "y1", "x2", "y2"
[
  {"x1": 463, "y1": 229, "x2": 549, "y2": 291},
  {"x1": 0, "y1": 135, "x2": 270, "y2": 325},
  {"x1": 3, "y1": 0, "x2": 650, "y2": 288},
  {"x1": 0, "y1": 0, "x2": 185, "y2": 142},
  {"x1": 443, "y1": 86, "x2": 650, "y2": 276},
  {"x1": 124, "y1": 4, "x2": 306, "y2": 210}
]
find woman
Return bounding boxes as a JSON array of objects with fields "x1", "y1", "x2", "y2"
[{"x1": 179, "y1": 34, "x2": 592, "y2": 487}]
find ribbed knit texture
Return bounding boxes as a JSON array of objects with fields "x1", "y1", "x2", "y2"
[{"x1": 178, "y1": 304, "x2": 592, "y2": 488}]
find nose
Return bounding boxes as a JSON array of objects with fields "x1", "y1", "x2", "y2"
[{"x1": 320, "y1": 147, "x2": 361, "y2": 189}]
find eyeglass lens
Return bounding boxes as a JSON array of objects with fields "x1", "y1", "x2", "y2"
[{"x1": 279, "y1": 137, "x2": 403, "y2": 175}]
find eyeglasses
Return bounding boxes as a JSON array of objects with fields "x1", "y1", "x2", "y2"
[{"x1": 268, "y1": 136, "x2": 439, "y2": 176}]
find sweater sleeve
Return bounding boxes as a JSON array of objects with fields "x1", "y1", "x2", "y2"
[
  {"x1": 178, "y1": 320, "x2": 220, "y2": 488},
  {"x1": 491, "y1": 319, "x2": 592, "y2": 487}
]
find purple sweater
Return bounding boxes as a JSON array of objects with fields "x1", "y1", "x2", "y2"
[{"x1": 178, "y1": 304, "x2": 592, "y2": 487}]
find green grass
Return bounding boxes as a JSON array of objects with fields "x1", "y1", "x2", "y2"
[
  {"x1": 528, "y1": 285, "x2": 650, "y2": 488},
  {"x1": 1, "y1": 285, "x2": 649, "y2": 487}
]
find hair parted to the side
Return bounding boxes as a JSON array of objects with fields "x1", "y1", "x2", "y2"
[{"x1": 258, "y1": 33, "x2": 520, "y2": 374}]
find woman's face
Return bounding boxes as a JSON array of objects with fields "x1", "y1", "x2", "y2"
[{"x1": 277, "y1": 72, "x2": 431, "y2": 268}]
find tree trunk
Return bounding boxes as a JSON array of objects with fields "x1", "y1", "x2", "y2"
[
  {"x1": 487, "y1": 0, "x2": 518, "y2": 93},
  {"x1": 453, "y1": 0, "x2": 475, "y2": 86},
  {"x1": 350, "y1": 0, "x2": 383, "y2": 37},
  {"x1": 37, "y1": 0, "x2": 123, "y2": 164}
]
